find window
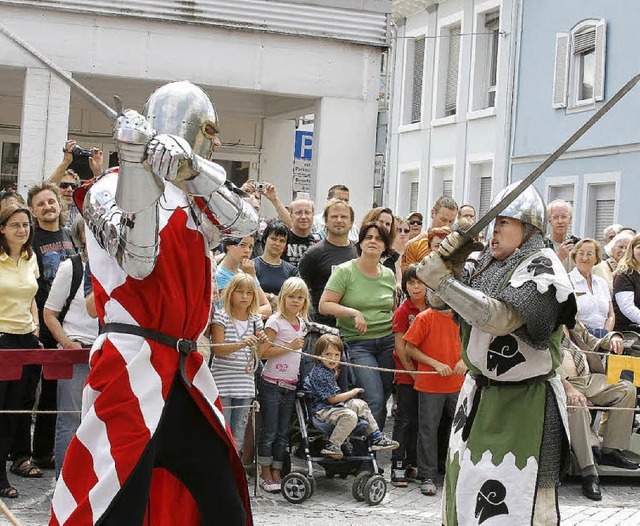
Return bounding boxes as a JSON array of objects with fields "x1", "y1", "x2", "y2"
[
  {"x1": 403, "y1": 37, "x2": 426, "y2": 124},
  {"x1": 444, "y1": 25, "x2": 461, "y2": 117},
  {"x1": 1, "y1": 142, "x2": 19, "y2": 189},
  {"x1": 443, "y1": 179, "x2": 453, "y2": 197},
  {"x1": 471, "y1": 9, "x2": 500, "y2": 111},
  {"x1": 432, "y1": 165, "x2": 454, "y2": 200},
  {"x1": 479, "y1": 176, "x2": 492, "y2": 216},
  {"x1": 584, "y1": 182, "x2": 616, "y2": 241},
  {"x1": 410, "y1": 181, "x2": 419, "y2": 212},
  {"x1": 553, "y1": 19, "x2": 606, "y2": 109}
]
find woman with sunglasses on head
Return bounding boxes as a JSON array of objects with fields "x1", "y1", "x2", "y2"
[
  {"x1": 48, "y1": 140, "x2": 105, "y2": 229},
  {"x1": 0, "y1": 204, "x2": 42, "y2": 498},
  {"x1": 393, "y1": 217, "x2": 411, "y2": 285}
]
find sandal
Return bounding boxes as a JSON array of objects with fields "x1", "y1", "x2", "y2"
[
  {"x1": 10, "y1": 459, "x2": 43, "y2": 478},
  {"x1": 0, "y1": 486, "x2": 19, "y2": 498},
  {"x1": 32, "y1": 455, "x2": 55, "y2": 470}
]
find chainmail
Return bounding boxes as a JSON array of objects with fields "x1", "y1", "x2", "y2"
[
  {"x1": 537, "y1": 387, "x2": 564, "y2": 487},
  {"x1": 463, "y1": 231, "x2": 565, "y2": 349}
]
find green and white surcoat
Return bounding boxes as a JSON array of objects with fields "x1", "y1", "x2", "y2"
[{"x1": 444, "y1": 248, "x2": 575, "y2": 526}]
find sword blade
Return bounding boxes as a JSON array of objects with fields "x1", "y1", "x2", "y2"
[
  {"x1": 0, "y1": 21, "x2": 117, "y2": 121},
  {"x1": 466, "y1": 73, "x2": 640, "y2": 239}
]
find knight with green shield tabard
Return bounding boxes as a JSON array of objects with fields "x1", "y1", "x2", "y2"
[{"x1": 417, "y1": 183, "x2": 577, "y2": 525}]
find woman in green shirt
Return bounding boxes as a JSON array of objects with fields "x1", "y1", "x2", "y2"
[{"x1": 319, "y1": 221, "x2": 397, "y2": 430}]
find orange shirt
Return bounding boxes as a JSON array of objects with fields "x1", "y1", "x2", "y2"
[
  {"x1": 404, "y1": 309, "x2": 463, "y2": 394},
  {"x1": 401, "y1": 233, "x2": 431, "y2": 271}
]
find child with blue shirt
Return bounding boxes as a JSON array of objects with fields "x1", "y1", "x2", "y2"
[{"x1": 304, "y1": 334, "x2": 399, "y2": 459}]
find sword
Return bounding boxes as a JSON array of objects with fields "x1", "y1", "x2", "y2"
[
  {"x1": 464, "y1": 73, "x2": 640, "y2": 240},
  {"x1": 0, "y1": 21, "x2": 118, "y2": 120}
]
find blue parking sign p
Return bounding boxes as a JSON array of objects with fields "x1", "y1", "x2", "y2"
[{"x1": 295, "y1": 131, "x2": 313, "y2": 160}]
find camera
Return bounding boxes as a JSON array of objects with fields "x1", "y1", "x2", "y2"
[
  {"x1": 255, "y1": 182, "x2": 266, "y2": 192},
  {"x1": 72, "y1": 145, "x2": 93, "y2": 157},
  {"x1": 568, "y1": 235, "x2": 581, "y2": 244}
]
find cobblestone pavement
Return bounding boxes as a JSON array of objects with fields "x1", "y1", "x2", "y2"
[{"x1": 3, "y1": 461, "x2": 640, "y2": 525}]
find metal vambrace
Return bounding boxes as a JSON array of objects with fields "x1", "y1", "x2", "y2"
[
  {"x1": 84, "y1": 174, "x2": 160, "y2": 279},
  {"x1": 436, "y1": 276, "x2": 525, "y2": 336},
  {"x1": 183, "y1": 157, "x2": 258, "y2": 237}
]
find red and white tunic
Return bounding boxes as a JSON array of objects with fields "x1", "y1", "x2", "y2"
[{"x1": 50, "y1": 173, "x2": 251, "y2": 525}]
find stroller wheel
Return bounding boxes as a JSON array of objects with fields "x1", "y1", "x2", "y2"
[
  {"x1": 364, "y1": 475, "x2": 387, "y2": 506},
  {"x1": 307, "y1": 476, "x2": 316, "y2": 497},
  {"x1": 351, "y1": 471, "x2": 372, "y2": 502},
  {"x1": 281, "y1": 472, "x2": 311, "y2": 504}
]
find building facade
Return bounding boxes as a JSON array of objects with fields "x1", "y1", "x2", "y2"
[
  {"x1": 0, "y1": 0, "x2": 390, "y2": 219},
  {"x1": 510, "y1": 0, "x2": 640, "y2": 240},
  {"x1": 386, "y1": 0, "x2": 517, "y2": 221}
]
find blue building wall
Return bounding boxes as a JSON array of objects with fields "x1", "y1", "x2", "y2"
[{"x1": 510, "y1": 0, "x2": 640, "y2": 234}]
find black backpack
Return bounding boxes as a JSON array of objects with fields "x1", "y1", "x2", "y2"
[{"x1": 58, "y1": 254, "x2": 83, "y2": 326}]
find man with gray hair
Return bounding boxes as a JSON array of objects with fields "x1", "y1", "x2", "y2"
[{"x1": 547, "y1": 199, "x2": 575, "y2": 272}]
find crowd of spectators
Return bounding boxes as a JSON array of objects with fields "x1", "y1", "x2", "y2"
[{"x1": 1, "y1": 141, "x2": 640, "y2": 506}]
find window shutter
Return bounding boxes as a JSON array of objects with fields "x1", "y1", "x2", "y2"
[
  {"x1": 594, "y1": 199, "x2": 614, "y2": 242},
  {"x1": 479, "y1": 176, "x2": 492, "y2": 217},
  {"x1": 553, "y1": 33, "x2": 569, "y2": 108},
  {"x1": 445, "y1": 26, "x2": 461, "y2": 116},
  {"x1": 594, "y1": 19, "x2": 606, "y2": 101},
  {"x1": 410, "y1": 181, "x2": 419, "y2": 212},
  {"x1": 574, "y1": 29, "x2": 595, "y2": 54},
  {"x1": 443, "y1": 179, "x2": 453, "y2": 197},
  {"x1": 411, "y1": 37, "x2": 425, "y2": 123}
]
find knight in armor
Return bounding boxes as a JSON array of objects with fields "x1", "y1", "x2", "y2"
[
  {"x1": 417, "y1": 183, "x2": 577, "y2": 525},
  {"x1": 49, "y1": 81, "x2": 257, "y2": 525}
]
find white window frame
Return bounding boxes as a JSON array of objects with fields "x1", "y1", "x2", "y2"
[
  {"x1": 580, "y1": 171, "x2": 620, "y2": 239},
  {"x1": 552, "y1": 19, "x2": 606, "y2": 112},
  {"x1": 400, "y1": 31, "x2": 427, "y2": 128},
  {"x1": 397, "y1": 163, "x2": 421, "y2": 217},
  {"x1": 430, "y1": 161, "x2": 456, "y2": 206},
  {"x1": 433, "y1": 13, "x2": 464, "y2": 124},
  {"x1": 465, "y1": 156, "x2": 495, "y2": 217},
  {"x1": 469, "y1": 0, "x2": 501, "y2": 116}
]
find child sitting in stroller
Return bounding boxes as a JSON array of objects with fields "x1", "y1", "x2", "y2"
[{"x1": 304, "y1": 334, "x2": 399, "y2": 459}]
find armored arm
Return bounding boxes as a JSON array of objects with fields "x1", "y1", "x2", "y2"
[
  {"x1": 83, "y1": 172, "x2": 160, "y2": 280},
  {"x1": 434, "y1": 276, "x2": 525, "y2": 336}
]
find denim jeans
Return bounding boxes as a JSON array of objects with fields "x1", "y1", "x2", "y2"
[
  {"x1": 347, "y1": 334, "x2": 395, "y2": 431},
  {"x1": 391, "y1": 383, "x2": 418, "y2": 465},
  {"x1": 257, "y1": 377, "x2": 296, "y2": 470},
  {"x1": 219, "y1": 396, "x2": 253, "y2": 453},
  {"x1": 55, "y1": 363, "x2": 90, "y2": 479}
]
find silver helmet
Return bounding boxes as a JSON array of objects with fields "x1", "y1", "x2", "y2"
[
  {"x1": 143, "y1": 81, "x2": 220, "y2": 159},
  {"x1": 486, "y1": 182, "x2": 547, "y2": 236}
]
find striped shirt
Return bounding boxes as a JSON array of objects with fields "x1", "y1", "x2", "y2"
[{"x1": 211, "y1": 310, "x2": 264, "y2": 398}]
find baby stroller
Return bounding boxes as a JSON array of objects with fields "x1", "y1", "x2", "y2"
[{"x1": 281, "y1": 324, "x2": 387, "y2": 506}]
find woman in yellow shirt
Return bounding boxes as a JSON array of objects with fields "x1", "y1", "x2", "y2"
[{"x1": 0, "y1": 203, "x2": 41, "y2": 498}]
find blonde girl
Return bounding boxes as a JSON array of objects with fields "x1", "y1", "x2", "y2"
[
  {"x1": 211, "y1": 273, "x2": 266, "y2": 453},
  {"x1": 257, "y1": 277, "x2": 310, "y2": 493}
]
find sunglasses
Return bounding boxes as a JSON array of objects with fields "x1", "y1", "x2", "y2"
[
  {"x1": 397, "y1": 228, "x2": 410, "y2": 234},
  {"x1": 59, "y1": 182, "x2": 78, "y2": 190},
  {"x1": 408, "y1": 220, "x2": 422, "y2": 226}
]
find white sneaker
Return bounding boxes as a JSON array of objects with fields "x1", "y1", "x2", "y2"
[{"x1": 259, "y1": 477, "x2": 281, "y2": 493}]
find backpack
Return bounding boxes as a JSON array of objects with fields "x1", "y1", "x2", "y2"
[{"x1": 58, "y1": 254, "x2": 83, "y2": 326}]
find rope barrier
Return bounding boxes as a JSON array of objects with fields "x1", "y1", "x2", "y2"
[{"x1": 0, "y1": 499, "x2": 21, "y2": 526}]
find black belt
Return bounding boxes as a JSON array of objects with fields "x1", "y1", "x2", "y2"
[
  {"x1": 100, "y1": 322, "x2": 198, "y2": 387},
  {"x1": 462, "y1": 372, "x2": 553, "y2": 442}
]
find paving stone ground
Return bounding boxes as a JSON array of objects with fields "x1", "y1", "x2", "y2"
[{"x1": 3, "y1": 458, "x2": 640, "y2": 525}]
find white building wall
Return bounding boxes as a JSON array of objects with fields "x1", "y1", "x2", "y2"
[
  {"x1": 388, "y1": 0, "x2": 515, "y2": 223},
  {"x1": 0, "y1": 2, "x2": 387, "y2": 219}
]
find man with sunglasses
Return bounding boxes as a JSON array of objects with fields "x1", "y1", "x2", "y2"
[
  {"x1": 407, "y1": 212, "x2": 423, "y2": 240},
  {"x1": 48, "y1": 139, "x2": 104, "y2": 228}
]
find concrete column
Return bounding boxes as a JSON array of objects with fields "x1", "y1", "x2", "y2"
[
  {"x1": 259, "y1": 117, "x2": 296, "y2": 218},
  {"x1": 18, "y1": 67, "x2": 70, "y2": 194},
  {"x1": 312, "y1": 97, "x2": 378, "y2": 223}
]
